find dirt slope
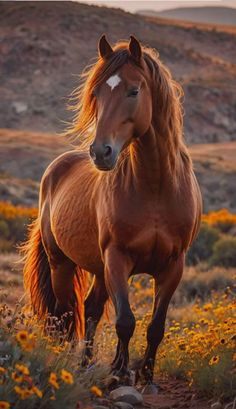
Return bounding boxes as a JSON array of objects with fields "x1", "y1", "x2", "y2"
[
  {"x1": 0, "y1": 128, "x2": 236, "y2": 212},
  {"x1": 0, "y1": 1, "x2": 236, "y2": 143}
]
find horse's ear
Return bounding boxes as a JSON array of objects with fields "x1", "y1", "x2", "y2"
[
  {"x1": 98, "y1": 34, "x2": 113, "y2": 59},
  {"x1": 129, "y1": 35, "x2": 142, "y2": 62}
]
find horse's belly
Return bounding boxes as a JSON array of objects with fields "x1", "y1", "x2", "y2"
[
  {"x1": 53, "y1": 216, "x2": 103, "y2": 274},
  {"x1": 49, "y1": 185, "x2": 103, "y2": 274}
]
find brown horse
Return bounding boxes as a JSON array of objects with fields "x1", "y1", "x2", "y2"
[{"x1": 23, "y1": 35, "x2": 202, "y2": 387}]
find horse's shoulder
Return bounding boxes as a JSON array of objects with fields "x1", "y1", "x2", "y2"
[{"x1": 41, "y1": 150, "x2": 88, "y2": 189}]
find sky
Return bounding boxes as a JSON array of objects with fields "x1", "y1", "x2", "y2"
[{"x1": 79, "y1": 0, "x2": 236, "y2": 13}]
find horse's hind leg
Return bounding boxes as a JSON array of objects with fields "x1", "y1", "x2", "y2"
[
  {"x1": 49, "y1": 257, "x2": 78, "y2": 339},
  {"x1": 135, "y1": 255, "x2": 184, "y2": 389},
  {"x1": 41, "y1": 217, "x2": 79, "y2": 340},
  {"x1": 82, "y1": 275, "x2": 108, "y2": 365}
]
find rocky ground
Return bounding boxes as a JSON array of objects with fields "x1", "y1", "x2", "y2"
[
  {"x1": 89, "y1": 382, "x2": 212, "y2": 409},
  {"x1": 0, "y1": 1, "x2": 236, "y2": 143}
]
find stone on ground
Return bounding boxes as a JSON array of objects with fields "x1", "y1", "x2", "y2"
[
  {"x1": 115, "y1": 402, "x2": 134, "y2": 409},
  {"x1": 141, "y1": 383, "x2": 158, "y2": 395},
  {"x1": 109, "y1": 386, "x2": 143, "y2": 405}
]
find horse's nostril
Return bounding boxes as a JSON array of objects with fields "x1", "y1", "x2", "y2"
[{"x1": 104, "y1": 145, "x2": 112, "y2": 158}]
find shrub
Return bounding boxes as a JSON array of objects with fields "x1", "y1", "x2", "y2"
[
  {"x1": 187, "y1": 223, "x2": 220, "y2": 265},
  {"x1": 0, "y1": 219, "x2": 9, "y2": 238},
  {"x1": 0, "y1": 202, "x2": 37, "y2": 252},
  {"x1": 210, "y1": 237, "x2": 236, "y2": 267},
  {"x1": 202, "y1": 209, "x2": 236, "y2": 233}
]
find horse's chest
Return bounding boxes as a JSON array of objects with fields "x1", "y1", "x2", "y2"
[{"x1": 102, "y1": 203, "x2": 191, "y2": 272}]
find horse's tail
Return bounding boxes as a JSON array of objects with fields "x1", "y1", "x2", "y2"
[{"x1": 22, "y1": 218, "x2": 87, "y2": 339}]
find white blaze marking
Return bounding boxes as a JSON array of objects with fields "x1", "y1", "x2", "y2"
[{"x1": 106, "y1": 74, "x2": 122, "y2": 91}]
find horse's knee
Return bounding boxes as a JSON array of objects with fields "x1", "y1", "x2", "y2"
[{"x1": 116, "y1": 312, "x2": 135, "y2": 342}]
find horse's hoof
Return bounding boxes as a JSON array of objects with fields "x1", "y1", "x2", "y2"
[
  {"x1": 141, "y1": 383, "x2": 159, "y2": 395},
  {"x1": 106, "y1": 374, "x2": 121, "y2": 390},
  {"x1": 107, "y1": 370, "x2": 133, "y2": 389}
]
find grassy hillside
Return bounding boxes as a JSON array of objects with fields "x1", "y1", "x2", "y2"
[
  {"x1": 0, "y1": 1, "x2": 236, "y2": 143},
  {"x1": 1, "y1": 128, "x2": 236, "y2": 212}
]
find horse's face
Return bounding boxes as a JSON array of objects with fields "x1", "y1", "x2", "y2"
[{"x1": 90, "y1": 36, "x2": 152, "y2": 171}]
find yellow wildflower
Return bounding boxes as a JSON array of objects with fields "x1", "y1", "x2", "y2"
[
  {"x1": 0, "y1": 402, "x2": 10, "y2": 409},
  {"x1": 16, "y1": 331, "x2": 36, "y2": 352},
  {"x1": 0, "y1": 368, "x2": 6, "y2": 385},
  {"x1": 32, "y1": 386, "x2": 43, "y2": 398},
  {"x1": 16, "y1": 330, "x2": 29, "y2": 343},
  {"x1": 15, "y1": 364, "x2": 29, "y2": 376},
  {"x1": 209, "y1": 355, "x2": 220, "y2": 366},
  {"x1": 14, "y1": 385, "x2": 33, "y2": 400},
  {"x1": 60, "y1": 369, "x2": 74, "y2": 385},
  {"x1": 90, "y1": 385, "x2": 103, "y2": 397},
  {"x1": 11, "y1": 372, "x2": 23, "y2": 383},
  {"x1": 49, "y1": 372, "x2": 59, "y2": 390},
  {"x1": 20, "y1": 336, "x2": 36, "y2": 352}
]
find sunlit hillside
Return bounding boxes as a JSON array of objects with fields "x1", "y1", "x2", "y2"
[{"x1": 0, "y1": 1, "x2": 236, "y2": 143}]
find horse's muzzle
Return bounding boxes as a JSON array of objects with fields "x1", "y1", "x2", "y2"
[{"x1": 89, "y1": 142, "x2": 118, "y2": 171}]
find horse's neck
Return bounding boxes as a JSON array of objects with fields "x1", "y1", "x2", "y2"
[{"x1": 129, "y1": 126, "x2": 179, "y2": 192}]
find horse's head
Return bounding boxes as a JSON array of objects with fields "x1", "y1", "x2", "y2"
[{"x1": 89, "y1": 35, "x2": 152, "y2": 171}]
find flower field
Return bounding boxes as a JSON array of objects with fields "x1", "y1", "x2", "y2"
[
  {"x1": 0, "y1": 277, "x2": 235, "y2": 407},
  {"x1": 0, "y1": 202, "x2": 235, "y2": 407}
]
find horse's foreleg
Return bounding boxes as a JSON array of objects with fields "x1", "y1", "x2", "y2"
[
  {"x1": 136, "y1": 255, "x2": 184, "y2": 387},
  {"x1": 82, "y1": 275, "x2": 108, "y2": 365},
  {"x1": 104, "y1": 247, "x2": 135, "y2": 384}
]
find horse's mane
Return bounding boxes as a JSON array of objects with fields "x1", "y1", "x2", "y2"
[{"x1": 66, "y1": 40, "x2": 192, "y2": 179}]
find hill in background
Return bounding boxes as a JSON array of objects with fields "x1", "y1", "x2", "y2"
[
  {"x1": 137, "y1": 6, "x2": 236, "y2": 27},
  {"x1": 0, "y1": 1, "x2": 236, "y2": 143}
]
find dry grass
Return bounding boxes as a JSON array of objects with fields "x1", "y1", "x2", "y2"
[{"x1": 190, "y1": 142, "x2": 236, "y2": 173}]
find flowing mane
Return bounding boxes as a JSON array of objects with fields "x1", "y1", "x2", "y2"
[{"x1": 66, "y1": 40, "x2": 192, "y2": 179}]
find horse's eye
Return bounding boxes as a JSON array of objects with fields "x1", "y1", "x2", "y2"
[{"x1": 127, "y1": 88, "x2": 139, "y2": 98}]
